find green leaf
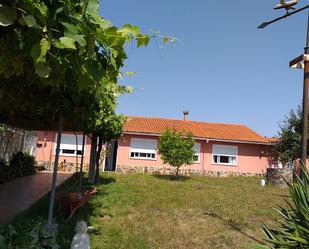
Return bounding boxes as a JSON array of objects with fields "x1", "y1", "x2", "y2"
[
  {"x1": 35, "y1": 64, "x2": 51, "y2": 78},
  {"x1": 31, "y1": 38, "x2": 50, "y2": 64},
  {"x1": 0, "y1": 4, "x2": 17, "y2": 26},
  {"x1": 118, "y1": 24, "x2": 135, "y2": 37},
  {"x1": 137, "y1": 35, "x2": 150, "y2": 48},
  {"x1": 101, "y1": 19, "x2": 112, "y2": 29},
  {"x1": 72, "y1": 35, "x2": 87, "y2": 47},
  {"x1": 86, "y1": 0, "x2": 99, "y2": 13},
  {"x1": 126, "y1": 85, "x2": 134, "y2": 93},
  {"x1": 59, "y1": 37, "x2": 76, "y2": 49},
  {"x1": 39, "y1": 38, "x2": 50, "y2": 61},
  {"x1": 163, "y1": 37, "x2": 169, "y2": 45},
  {"x1": 125, "y1": 71, "x2": 136, "y2": 77},
  {"x1": 23, "y1": 15, "x2": 37, "y2": 28},
  {"x1": 61, "y1": 22, "x2": 78, "y2": 35}
]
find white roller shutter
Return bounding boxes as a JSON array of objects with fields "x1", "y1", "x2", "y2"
[
  {"x1": 58, "y1": 134, "x2": 84, "y2": 150},
  {"x1": 130, "y1": 138, "x2": 157, "y2": 153},
  {"x1": 212, "y1": 144, "x2": 238, "y2": 156}
]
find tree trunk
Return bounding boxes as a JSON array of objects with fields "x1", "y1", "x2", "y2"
[
  {"x1": 88, "y1": 132, "x2": 97, "y2": 184},
  {"x1": 20, "y1": 129, "x2": 25, "y2": 152},
  {"x1": 3, "y1": 130, "x2": 16, "y2": 160},
  {"x1": 95, "y1": 136, "x2": 103, "y2": 183},
  {"x1": 176, "y1": 166, "x2": 179, "y2": 176}
]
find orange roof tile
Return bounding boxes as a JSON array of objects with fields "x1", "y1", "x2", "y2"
[
  {"x1": 123, "y1": 116, "x2": 271, "y2": 144},
  {"x1": 264, "y1": 137, "x2": 279, "y2": 143}
]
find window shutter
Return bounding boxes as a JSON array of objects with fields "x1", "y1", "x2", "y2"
[
  {"x1": 130, "y1": 138, "x2": 157, "y2": 154},
  {"x1": 212, "y1": 144, "x2": 238, "y2": 156}
]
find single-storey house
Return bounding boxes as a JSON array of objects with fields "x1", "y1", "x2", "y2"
[{"x1": 35, "y1": 113, "x2": 276, "y2": 176}]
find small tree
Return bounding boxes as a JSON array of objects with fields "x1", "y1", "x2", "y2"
[{"x1": 158, "y1": 129, "x2": 195, "y2": 176}]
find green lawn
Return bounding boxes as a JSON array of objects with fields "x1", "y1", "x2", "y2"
[{"x1": 11, "y1": 173, "x2": 288, "y2": 249}]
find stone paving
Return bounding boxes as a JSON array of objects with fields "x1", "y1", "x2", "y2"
[{"x1": 0, "y1": 172, "x2": 73, "y2": 225}]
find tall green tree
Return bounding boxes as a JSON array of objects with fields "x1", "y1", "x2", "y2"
[
  {"x1": 158, "y1": 129, "x2": 195, "y2": 176},
  {"x1": 275, "y1": 106, "x2": 307, "y2": 166},
  {"x1": 0, "y1": 0, "x2": 152, "y2": 130}
]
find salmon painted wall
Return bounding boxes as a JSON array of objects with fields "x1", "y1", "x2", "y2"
[
  {"x1": 36, "y1": 131, "x2": 92, "y2": 164},
  {"x1": 116, "y1": 134, "x2": 271, "y2": 173},
  {"x1": 205, "y1": 141, "x2": 269, "y2": 174},
  {"x1": 117, "y1": 134, "x2": 203, "y2": 170}
]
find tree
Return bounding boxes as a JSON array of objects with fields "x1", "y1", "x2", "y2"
[
  {"x1": 275, "y1": 106, "x2": 306, "y2": 166},
  {"x1": 0, "y1": 0, "x2": 167, "y2": 185},
  {"x1": 94, "y1": 114, "x2": 125, "y2": 183},
  {"x1": 254, "y1": 165, "x2": 309, "y2": 249},
  {"x1": 158, "y1": 129, "x2": 195, "y2": 176},
  {"x1": 0, "y1": 0, "x2": 153, "y2": 130}
]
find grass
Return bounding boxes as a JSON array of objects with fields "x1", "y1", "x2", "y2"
[{"x1": 9, "y1": 173, "x2": 288, "y2": 249}]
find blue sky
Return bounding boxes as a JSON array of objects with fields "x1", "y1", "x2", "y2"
[{"x1": 100, "y1": 0, "x2": 308, "y2": 137}]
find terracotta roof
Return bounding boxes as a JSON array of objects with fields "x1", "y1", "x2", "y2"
[
  {"x1": 265, "y1": 137, "x2": 279, "y2": 143},
  {"x1": 123, "y1": 116, "x2": 271, "y2": 144}
]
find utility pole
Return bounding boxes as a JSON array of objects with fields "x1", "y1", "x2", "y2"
[{"x1": 258, "y1": 3, "x2": 309, "y2": 169}]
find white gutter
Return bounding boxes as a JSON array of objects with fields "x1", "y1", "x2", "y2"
[{"x1": 123, "y1": 131, "x2": 273, "y2": 145}]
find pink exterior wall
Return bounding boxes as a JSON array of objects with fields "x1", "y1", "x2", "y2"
[
  {"x1": 117, "y1": 134, "x2": 204, "y2": 170},
  {"x1": 205, "y1": 141, "x2": 269, "y2": 174},
  {"x1": 35, "y1": 132, "x2": 272, "y2": 174},
  {"x1": 35, "y1": 131, "x2": 92, "y2": 164},
  {"x1": 116, "y1": 134, "x2": 271, "y2": 174}
]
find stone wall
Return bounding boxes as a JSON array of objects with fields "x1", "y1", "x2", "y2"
[
  {"x1": 116, "y1": 165, "x2": 263, "y2": 177},
  {"x1": 37, "y1": 161, "x2": 90, "y2": 172},
  {"x1": 266, "y1": 168, "x2": 293, "y2": 187}
]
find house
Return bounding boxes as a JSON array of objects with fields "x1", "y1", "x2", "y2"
[{"x1": 35, "y1": 113, "x2": 275, "y2": 176}]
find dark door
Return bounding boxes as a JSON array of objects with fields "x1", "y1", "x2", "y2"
[{"x1": 104, "y1": 140, "x2": 118, "y2": 171}]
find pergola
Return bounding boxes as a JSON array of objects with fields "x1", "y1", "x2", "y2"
[{"x1": 0, "y1": 81, "x2": 89, "y2": 232}]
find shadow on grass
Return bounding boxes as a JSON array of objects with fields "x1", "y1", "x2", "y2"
[
  {"x1": 8, "y1": 173, "x2": 116, "y2": 248},
  {"x1": 204, "y1": 210, "x2": 265, "y2": 245},
  {"x1": 153, "y1": 174, "x2": 191, "y2": 181}
]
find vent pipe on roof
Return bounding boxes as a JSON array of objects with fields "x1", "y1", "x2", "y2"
[{"x1": 183, "y1": 110, "x2": 189, "y2": 121}]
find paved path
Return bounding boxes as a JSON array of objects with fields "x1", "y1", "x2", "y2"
[{"x1": 0, "y1": 172, "x2": 73, "y2": 225}]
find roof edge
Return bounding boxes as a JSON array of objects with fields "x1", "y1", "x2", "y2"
[{"x1": 123, "y1": 131, "x2": 273, "y2": 145}]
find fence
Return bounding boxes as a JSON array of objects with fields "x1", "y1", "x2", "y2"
[{"x1": 0, "y1": 125, "x2": 37, "y2": 161}]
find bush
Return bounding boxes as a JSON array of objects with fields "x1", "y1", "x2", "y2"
[
  {"x1": 254, "y1": 165, "x2": 309, "y2": 249},
  {"x1": 9, "y1": 152, "x2": 36, "y2": 178},
  {"x1": 0, "y1": 152, "x2": 36, "y2": 184},
  {"x1": 0, "y1": 219, "x2": 59, "y2": 249},
  {"x1": 0, "y1": 159, "x2": 11, "y2": 184}
]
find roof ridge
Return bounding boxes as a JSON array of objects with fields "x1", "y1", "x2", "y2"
[{"x1": 126, "y1": 115, "x2": 248, "y2": 128}]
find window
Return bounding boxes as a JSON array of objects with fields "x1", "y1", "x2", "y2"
[
  {"x1": 193, "y1": 143, "x2": 201, "y2": 163},
  {"x1": 55, "y1": 134, "x2": 86, "y2": 157},
  {"x1": 129, "y1": 138, "x2": 157, "y2": 160},
  {"x1": 212, "y1": 144, "x2": 238, "y2": 166}
]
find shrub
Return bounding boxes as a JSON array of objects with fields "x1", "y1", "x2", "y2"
[
  {"x1": 9, "y1": 152, "x2": 36, "y2": 178},
  {"x1": 254, "y1": 165, "x2": 309, "y2": 249},
  {"x1": 0, "y1": 159, "x2": 11, "y2": 184},
  {"x1": 0, "y1": 219, "x2": 59, "y2": 249},
  {"x1": 158, "y1": 129, "x2": 195, "y2": 176}
]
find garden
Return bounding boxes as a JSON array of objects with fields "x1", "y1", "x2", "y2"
[{"x1": 1, "y1": 174, "x2": 288, "y2": 249}]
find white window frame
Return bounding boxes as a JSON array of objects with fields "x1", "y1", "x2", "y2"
[
  {"x1": 129, "y1": 138, "x2": 157, "y2": 161},
  {"x1": 54, "y1": 134, "x2": 86, "y2": 157},
  {"x1": 212, "y1": 144, "x2": 238, "y2": 166},
  {"x1": 193, "y1": 143, "x2": 201, "y2": 163}
]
